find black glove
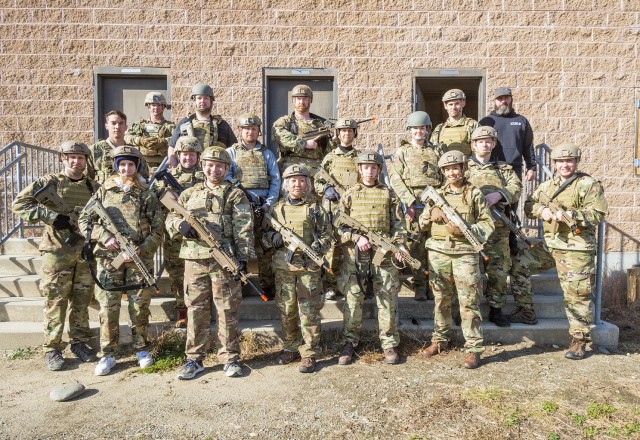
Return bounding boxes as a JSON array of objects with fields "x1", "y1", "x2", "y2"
[
  {"x1": 178, "y1": 221, "x2": 199, "y2": 239},
  {"x1": 311, "y1": 241, "x2": 322, "y2": 253},
  {"x1": 52, "y1": 214, "x2": 72, "y2": 231},
  {"x1": 234, "y1": 261, "x2": 248, "y2": 281},
  {"x1": 323, "y1": 186, "x2": 340, "y2": 202},
  {"x1": 272, "y1": 232, "x2": 284, "y2": 249}
]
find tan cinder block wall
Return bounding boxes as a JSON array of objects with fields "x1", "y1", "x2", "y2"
[{"x1": 1, "y1": 1, "x2": 639, "y2": 254}]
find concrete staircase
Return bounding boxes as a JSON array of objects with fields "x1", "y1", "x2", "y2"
[{"x1": 0, "y1": 238, "x2": 617, "y2": 350}]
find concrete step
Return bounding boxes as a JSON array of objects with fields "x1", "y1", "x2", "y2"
[
  {"x1": 1, "y1": 238, "x2": 41, "y2": 256},
  {"x1": 0, "y1": 294, "x2": 568, "y2": 325}
]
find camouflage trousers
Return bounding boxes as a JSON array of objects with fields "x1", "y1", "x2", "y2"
[
  {"x1": 273, "y1": 264, "x2": 322, "y2": 358},
  {"x1": 163, "y1": 232, "x2": 185, "y2": 310},
  {"x1": 406, "y1": 208, "x2": 428, "y2": 293},
  {"x1": 429, "y1": 249, "x2": 484, "y2": 353},
  {"x1": 551, "y1": 249, "x2": 595, "y2": 340},
  {"x1": 184, "y1": 258, "x2": 242, "y2": 363},
  {"x1": 510, "y1": 239, "x2": 556, "y2": 309},
  {"x1": 254, "y1": 228, "x2": 275, "y2": 292},
  {"x1": 40, "y1": 251, "x2": 94, "y2": 353},
  {"x1": 94, "y1": 257, "x2": 154, "y2": 356},
  {"x1": 338, "y1": 249, "x2": 400, "y2": 350},
  {"x1": 323, "y1": 242, "x2": 344, "y2": 292},
  {"x1": 483, "y1": 227, "x2": 511, "y2": 309}
]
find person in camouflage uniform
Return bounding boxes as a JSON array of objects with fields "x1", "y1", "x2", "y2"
[
  {"x1": 125, "y1": 92, "x2": 176, "y2": 170},
  {"x1": 430, "y1": 89, "x2": 479, "y2": 158},
  {"x1": 154, "y1": 136, "x2": 205, "y2": 328},
  {"x1": 262, "y1": 165, "x2": 332, "y2": 373},
  {"x1": 226, "y1": 113, "x2": 280, "y2": 299},
  {"x1": 168, "y1": 84, "x2": 237, "y2": 168},
  {"x1": 525, "y1": 143, "x2": 607, "y2": 360},
  {"x1": 13, "y1": 141, "x2": 100, "y2": 371},
  {"x1": 271, "y1": 84, "x2": 334, "y2": 176},
  {"x1": 313, "y1": 118, "x2": 361, "y2": 300},
  {"x1": 336, "y1": 151, "x2": 407, "y2": 366},
  {"x1": 419, "y1": 150, "x2": 495, "y2": 369},
  {"x1": 79, "y1": 146, "x2": 164, "y2": 376},
  {"x1": 466, "y1": 126, "x2": 522, "y2": 327},
  {"x1": 166, "y1": 146, "x2": 255, "y2": 380},
  {"x1": 389, "y1": 111, "x2": 443, "y2": 301}
]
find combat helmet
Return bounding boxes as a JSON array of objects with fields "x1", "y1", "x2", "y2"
[
  {"x1": 550, "y1": 143, "x2": 581, "y2": 162},
  {"x1": 335, "y1": 118, "x2": 358, "y2": 138},
  {"x1": 59, "y1": 140, "x2": 90, "y2": 156},
  {"x1": 191, "y1": 84, "x2": 215, "y2": 101},
  {"x1": 406, "y1": 111, "x2": 432, "y2": 129},
  {"x1": 438, "y1": 150, "x2": 467, "y2": 168},
  {"x1": 471, "y1": 126, "x2": 498, "y2": 141},
  {"x1": 442, "y1": 89, "x2": 466, "y2": 102},
  {"x1": 357, "y1": 151, "x2": 383, "y2": 166},
  {"x1": 144, "y1": 92, "x2": 171, "y2": 109},
  {"x1": 112, "y1": 145, "x2": 142, "y2": 171},
  {"x1": 282, "y1": 164, "x2": 309, "y2": 178},
  {"x1": 174, "y1": 136, "x2": 203, "y2": 153},
  {"x1": 237, "y1": 113, "x2": 262, "y2": 127},
  {"x1": 291, "y1": 84, "x2": 313, "y2": 99},
  {"x1": 200, "y1": 146, "x2": 230, "y2": 164}
]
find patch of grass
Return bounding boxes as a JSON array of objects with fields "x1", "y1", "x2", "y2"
[
  {"x1": 139, "y1": 329, "x2": 185, "y2": 374},
  {"x1": 466, "y1": 387, "x2": 509, "y2": 403},
  {"x1": 406, "y1": 435, "x2": 426, "y2": 440},
  {"x1": 584, "y1": 426, "x2": 598, "y2": 438},
  {"x1": 240, "y1": 330, "x2": 281, "y2": 361},
  {"x1": 586, "y1": 401, "x2": 616, "y2": 419},
  {"x1": 542, "y1": 401, "x2": 559, "y2": 414},
  {"x1": 547, "y1": 433, "x2": 560, "y2": 440},
  {"x1": 570, "y1": 412, "x2": 586, "y2": 426},
  {"x1": 503, "y1": 411, "x2": 523, "y2": 427},
  {"x1": 8, "y1": 347, "x2": 33, "y2": 360}
]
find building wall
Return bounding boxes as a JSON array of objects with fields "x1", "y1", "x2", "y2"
[{"x1": 1, "y1": 1, "x2": 639, "y2": 262}]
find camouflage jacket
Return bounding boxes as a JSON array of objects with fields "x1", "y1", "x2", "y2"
[
  {"x1": 389, "y1": 140, "x2": 444, "y2": 207},
  {"x1": 430, "y1": 116, "x2": 479, "y2": 157},
  {"x1": 166, "y1": 180, "x2": 255, "y2": 262},
  {"x1": 525, "y1": 173, "x2": 607, "y2": 251},
  {"x1": 13, "y1": 172, "x2": 100, "y2": 253},
  {"x1": 89, "y1": 139, "x2": 150, "y2": 183},
  {"x1": 125, "y1": 118, "x2": 175, "y2": 162}
]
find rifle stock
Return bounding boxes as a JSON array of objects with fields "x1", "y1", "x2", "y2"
[
  {"x1": 33, "y1": 183, "x2": 84, "y2": 246},
  {"x1": 301, "y1": 117, "x2": 377, "y2": 142},
  {"x1": 314, "y1": 167, "x2": 345, "y2": 197}
]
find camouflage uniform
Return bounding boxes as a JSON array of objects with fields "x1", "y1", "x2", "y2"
[
  {"x1": 166, "y1": 181, "x2": 254, "y2": 363},
  {"x1": 389, "y1": 139, "x2": 443, "y2": 296},
  {"x1": 336, "y1": 182, "x2": 406, "y2": 350},
  {"x1": 79, "y1": 176, "x2": 164, "y2": 356},
  {"x1": 170, "y1": 115, "x2": 237, "y2": 150},
  {"x1": 125, "y1": 119, "x2": 175, "y2": 169},
  {"x1": 431, "y1": 117, "x2": 479, "y2": 158},
  {"x1": 466, "y1": 158, "x2": 521, "y2": 309},
  {"x1": 262, "y1": 196, "x2": 332, "y2": 358},
  {"x1": 89, "y1": 139, "x2": 150, "y2": 184},
  {"x1": 525, "y1": 173, "x2": 607, "y2": 340},
  {"x1": 510, "y1": 238, "x2": 556, "y2": 310},
  {"x1": 419, "y1": 182, "x2": 495, "y2": 353},
  {"x1": 13, "y1": 173, "x2": 99, "y2": 354}
]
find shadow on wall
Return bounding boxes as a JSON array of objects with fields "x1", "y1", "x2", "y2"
[{"x1": 603, "y1": 223, "x2": 640, "y2": 308}]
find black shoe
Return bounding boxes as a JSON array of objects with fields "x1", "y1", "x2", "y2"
[
  {"x1": 488, "y1": 307, "x2": 511, "y2": 327},
  {"x1": 45, "y1": 350, "x2": 65, "y2": 371},
  {"x1": 71, "y1": 343, "x2": 97, "y2": 362}
]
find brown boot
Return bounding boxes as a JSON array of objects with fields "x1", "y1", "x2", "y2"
[
  {"x1": 421, "y1": 342, "x2": 447, "y2": 358},
  {"x1": 462, "y1": 353, "x2": 480, "y2": 369},
  {"x1": 565, "y1": 338, "x2": 586, "y2": 360},
  {"x1": 175, "y1": 308, "x2": 187, "y2": 329},
  {"x1": 509, "y1": 306, "x2": 538, "y2": 325},
  {"x1": 383, "y1": 347, "x2": 400, "y2": 364},
  {"x1": 338, "y1": 342, "x2": 354, "y2": 365},
  {"x1": 299, "y1": 357, "x2": 316, "y2": 373},
  {"x1": 278, "y1": 350, "x2": 300, "y2": 365}
]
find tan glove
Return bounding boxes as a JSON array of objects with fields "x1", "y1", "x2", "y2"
[
  {"x1": 445, "y1": 222, "x2": 464, "y2": 237},
  {"x1": 430, "y1": 206, "x2": 447, "y2": 224}
]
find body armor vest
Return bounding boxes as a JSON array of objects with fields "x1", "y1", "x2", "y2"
[
  {"x1": 430, "y1": 188, "x2": 474, "y2": 241},
  {"x1": 181, "y1": 117, "x2": 219, "y2": 150},
  {"x1": 184, "y1": 182, "x2": 233, "y2": 240},
  {"x1": 171, "y1": 166, "x2": 202, "y2": 191},
  {"x1": 286, "y1": 115, "x2": 325, "y2": 161},
  {"x1": 402, "y1": 146, "x2": 441, "y2": 189},
  {"x1": 467, "y1": 162, "x2": 507, "y2": 196},
  {"x1": 542, "y1": 177, "x2": 581, "y2": 236},
  {"x1": 101, "y1": 181, "x2": 151, "y2": 245},
  {"x1": 56, "y1": 175, "x2": 94, "y2": 214},
  {"x1": 329, "y1": 153, "x2": 359, "y2": 189},
  {"x1": 349, "y1": 185, "x2": 391, "y2": 234},
  {"x1": 234, "y1": 146, "x2": 269, "y2": 190},
  {"x1": 435, "y1": 119, "x2": 473, "y2": 157},
  {"x1": 279, "y1": 202, "x2": 315, "y2": 245}
]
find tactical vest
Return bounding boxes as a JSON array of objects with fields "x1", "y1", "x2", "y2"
[
  {"x1": 401, "y1": 146, "x2": 441, "y2": 189},
  {"x1": 284, "y1": 114, "x2": 325, "y2": 161},
  {"x1": 542, "y1": 176, "x2": 582, "y2": 236},
  {"x1": 430, "y1": 187, "x2": 474, "y2": 241},
  {"x1": 279, "y1": 202, "x2": 316, "y2": 245},
  {"x1": 435, "y1": 118, "x2": 474, "y2": 157},
  {"x1": 184, "y1": 182, "x2": 233, "y2": 239},
  {"x1": 139, "y1": 120, "x2": 169, "y2": 162},
  {"x1": 171, "y1": 166, "x2": 202, "y2": 191},
  {"x1": 181, "y1": 117, "x2": 219, "y2": 150},
  {"x1": 101, "y1": 180, "x2": 151, "y2": 245},
  {"x1": 234, "y1": 145, "x2": 269, "y2": 190},
  {"x1": 329, "y1": 153, "x2": 359, "y2": 189},
  {"x1": 55, "y1": 175, "x2": 94, "y2": 214},
  {"x1": 142, "y1": 121, "x2": 162, "y2": 137},
  {"x1": 348, "y1": 185, "x2": 391, "y2": 234},
  {"x1": 94, "y1": 139, "x2": 116, "y2": 184},
  {"x1": 467, "y1": 162, "x2": 507, "y2": 196}
]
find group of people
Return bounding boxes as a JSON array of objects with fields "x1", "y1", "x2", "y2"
[{"x1": 12, "y1": 82, "x2": 607, "y2": 379}]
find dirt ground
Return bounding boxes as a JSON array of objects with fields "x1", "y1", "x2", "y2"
[{"x1": 1, "y1": 319, "x2": 639, "y2": 440}]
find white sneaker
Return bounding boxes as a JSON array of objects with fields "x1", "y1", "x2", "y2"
[
  {"x1": 94, "y1": 356, "x2": 116, "y2": 376},
  {"x1": 223, "y1": 361, "x2": 243, "y2": 377},
  {"x1": 136, "y1": 351, "x2": 154, "y2": 368}
]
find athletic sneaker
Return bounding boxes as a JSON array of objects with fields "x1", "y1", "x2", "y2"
[
  {"x1": 223, "y1": 361, "x2": 243, "y2": 377},
  {"x1": 94, "y1": 356, "x2": 116, "y2": 376},
  {"x1": 70, "y1": 342, "x2": 96, "y2": 362},
  {"x1": 177, "y1": 359, "x2": 205, "y2": 380},
  {"x1": 136, "y1": 351, "x2": 154, "y2": 368},
  {"x1": 45, "y1": 350, "x2": 65, "y2": 371}
]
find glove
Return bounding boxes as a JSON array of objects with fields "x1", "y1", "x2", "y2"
[
  {"x1": 52, "y1": 214, "x2": 72, "y2": 230},
  {"x1": 446, "y1": 222, "x2": 464, "y2": 237},
  {"x1": 271, "y1": 232, "x2": 284, "y2": 249},
  {"x1": 311, "y1": 241, "x2": 322, "y2": 253},
  {"x1": 323, "y1": 186, "x2": 340, "y2": 202},
  {"x1": 430, "y1": 206, "x2": 447, "y2": 224},
  {"x1": 178, "y1": 221, "x2": 199, "y2": 239},
  {"x1": 140, "y1": 137, "x2": 159, "y2": 149}
]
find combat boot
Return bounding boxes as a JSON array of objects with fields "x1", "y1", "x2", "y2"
[
  {"x1": 421, "y1": 341, "x2": 447, "y2": 358},
  {"x1": 70, "y1": 342, "x2": 96, "y2": 362},
  {"x1": 509, "y1": 306, "x2": 538, "y2": 325},
  {"x1": 383, "y1": 347, "x2": 400, "y2": 364},
  {"x1": 338, "y1": 342, "x2": 354, "y2": 365},
  {"x1": 488, "y1": 307, "x2": 511, "y2": 327},
  {"x1": 175, "y1": 308, "x2": 187, "y2": 329},
  {"x1": 462, "y1": 353, "x2": 480, "y2": 369},
  {"x1": 565, "y1": 338, "x2": 586, "y2": 360},
  {"x1": 299, "y1": 357, "x2": 316, "y2": 373}
]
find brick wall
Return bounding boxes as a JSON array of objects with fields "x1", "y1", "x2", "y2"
[{"x1": 1, "y1": 1, "x2": 639, "y2": 253}]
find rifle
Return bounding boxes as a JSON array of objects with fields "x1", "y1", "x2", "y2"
[
  {"x1": 332, "y1": 210, "x2": 427, "y2": 275},
  {"x1": 160, "y1": 191, "x2": 268, "y2": 301},
  {"x1": 490, "y1": 207, "x2": 534, "y2": 248},
  {"x1": 301, "y1": 117, "x2": 377, "y2": 141},
  {"x1": 33, "y1": 183, "x2": 84, "y2": 246},
  {"x1": 150, "y1": 157, "x2": 184, "y2": 193},
  {"x1": 83, "y1": 198, "x2": 161, "y2": 294},
  {"x1": 261, "y1": 211, "x2": 332, "y2": 273},
  {"x1": 536, "y1": 191, "x2": 581, "y2": 235},
  {"x1": 419, "y1": 185, "x2": 489, "y2": 262},
  {"x1": 314, "y1": 167, "x2": 345, "y2": 197}
]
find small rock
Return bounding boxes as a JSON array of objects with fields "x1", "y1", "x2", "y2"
[
  {"x1": 49, "y1": 381, "x2": 85, "y2": 402},
  {"x1": 249, "y1": 433, "x2": 258, "y2": 438},
  {"x1": 552, "y1": 345, "x2": 560, "y2": 349}
]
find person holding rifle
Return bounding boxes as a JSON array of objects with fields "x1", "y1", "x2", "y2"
[
  {"x1": 466, "y1": 126, "x2": 522, "y2": 327},
  {"x1": 419, "y1": 150, "x2": 494, "y2": 369},
  {"x1": 525, "y1": 143, "x2": 607, "y2": 360},
  {"x1": 79, "y1": 146, "x2": 164, "y2": 376},
  {"x1": 13, "y1": 141, "x2": 100, "y2": 371}
]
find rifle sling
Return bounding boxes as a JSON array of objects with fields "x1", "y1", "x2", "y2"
[{"x1": 549, "y1": 172, "x2": 584, "y2": 201}]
